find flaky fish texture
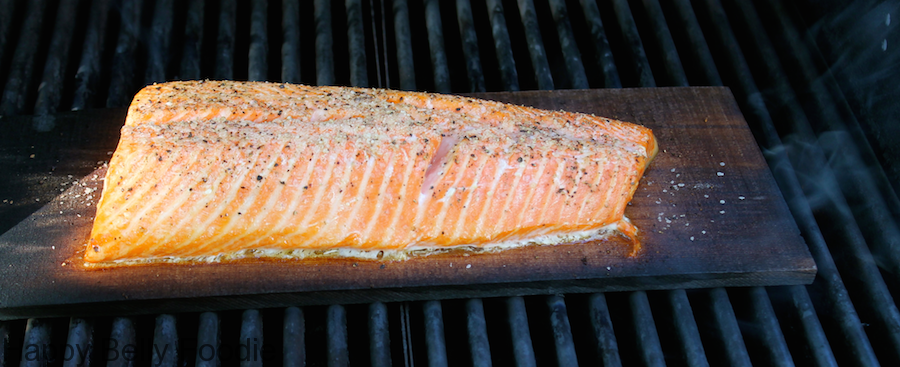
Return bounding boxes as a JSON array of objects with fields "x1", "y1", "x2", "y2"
[{"x1": 85, "y1": 81, "x2": 657, "y2": 264}]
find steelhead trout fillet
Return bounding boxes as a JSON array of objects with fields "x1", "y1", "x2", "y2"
[{"x1": 85, "y1": 81, "x2": 658, "y2": 264}]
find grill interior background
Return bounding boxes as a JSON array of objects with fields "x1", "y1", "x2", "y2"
[{"x1": 0, "y1": 0, "x2": 898, "y2": 366}]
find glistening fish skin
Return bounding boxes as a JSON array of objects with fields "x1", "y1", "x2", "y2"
[{"x1": 85, "y1": 81, "x2": 657, "y2": 263}]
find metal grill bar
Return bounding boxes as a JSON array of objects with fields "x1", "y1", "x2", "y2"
[
  {"x1": 634, "y1": 0, "x2": 682, "y2": 85},
  {"x1": 0, "y1": 0, "x2": 17, "y2": 80},
  {"x1": 214, "y1": 0, "x2": 236, "y2": 80},
  {"x1": 465, "y1": 299, "x2": 492, "y2": 367},
  {"x1": 588, "y1": 293, "x2": 621, "y2": 367},
  {"x1": 326, "y1": 305, "x2": 349, "y2": 367},
  {"x1": 669, "y1": 0, "x2": 721, "y2": 86},
  {"x1": 392, "y1": 0, "x2": 416, "y2": 91},
  {"x1": 399, "y1": 302, "x2": 414, "y2": 366},
  {"x1": 34, "y1": 0, "x2": 81, "y2": 116},
  {"x1": 71, "y1": 0, "x2": 110, "y2": 111},
  {"x1": 145, "y1": 0, "x2": 174, "y2": 85},
  {"x1": 106, "y1": 0, "x2": 142, "y2": 108},
  {"x1": 546, "y1": 296, "x2": 578, "y2": 367},
  {"x1": 745, "y1": 288, "x2": 794, "y2": 366},
  {"x1": 696, "y1": 6, "x2": 847, "y2": 366},
  {"x1": 484, "y1": 0, "x2": 519, "y2": 91},
  {"x1": 640, "y1": 0, "x2": 687, "y2": 87},
  {"x1": 662, "y1": 3, "x2": 837, "y2": 365},
  {"x1": 515, "y1": 0, "x2": 553, "y2": 90},
  {"x1": 547, "y1": 0, "x2": 588, "y2": 89},
  {"x1": 577, "y1": 0, "x2": 620, "y2": 88},
  {"x1": 765, "y1": 0, "x2": 900, "y2": 212},
  {"x1": 784, "y1": 285, "x2": 838, "y2": 366},
  {"x1": 638, "y1": 2, "x2": 793, "y2": 365},
  {"x1": 666, "y1": 290, "x2": 708, "y2": 367},
  {"x1": 707, "y1": 288, "x2": 752, "y2": 366},
  {"x1": 63, "y1": 318, "x2": 94, "y2": 367},
  {"x1": 368, "y1": 302, "x2": 392, "y2": 367},
  {"x1": 179, "y1": 0, "x2": 204, "y2": 80},
  {"x1": 0, "y1": 321, "x2": 8, "y2": 367},
  {"x1": 283, "y1": 307, "x2": 306, "y2": 367},
  {"x1": 610, "y1": 0, "x2": 654, "y2": 87},
  {"x1": 455, "y1": 0, "x2": 485, "y2": 93},
  {"x1": 345, "y1": 0, "x2": 369, "y2": 87},
  {"x1": 20, "y1": 319, "x2": 52, "y2": 367},
  {"x1": 153, "y1": 315, "x2": 178, "y2": 367},
  {"x1": 721, "y1": 1, "x2": 899, "y2": 361},
  {"x1": 505, "y1": 297, "x2": 536, "y2": 367},
  {"x1": 422, "y1": 300, "x2": 448, "y2": 367},
  {"x1": 107, "y1": 318, "x2": 136, "y2": 367},
  {"x1": 314, "y1": 0, "x2": 335, "y2": 85},
  {"x1": 0, "y1": 0, "x2": 47, "y2": 115},
  {"x1": 422, "y1": 0, "x2": 450, "y2": 93},
  {"x1": 694, "y1": 0, "x2": 879, "y2": 364},
  {"x1": 375, "y1": 0, "x2": 388, "y2": 88},
  {"x1": 628, "y1": 292, "x2": 665, "y2": 367},
  {"x1": 281, "y1": 0, "x2": 301, "y2": 83},
  {"x1": 195, "y1": 312, "x2": 220, "y2": 367},
  {"x1": 240, "y1": 310, "x2": 263, "y2": 367},
  {"x1": 762, "y1": 0, "x2": 900, "y2": 291},
  {"x1": 248, "y1": 0, "x2": 268, "y2": 81},
  {"x1": 747, "y1": 0, "x2": 900, "y2": 279}
]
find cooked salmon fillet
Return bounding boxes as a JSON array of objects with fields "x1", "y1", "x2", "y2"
[{"x1": 85, "y1": 81, "x2": 657, "y2": 263}]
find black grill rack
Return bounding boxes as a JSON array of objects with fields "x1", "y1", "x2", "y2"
[{"x1": 1, "y1": 0, "x2": 898, "y2": 366}]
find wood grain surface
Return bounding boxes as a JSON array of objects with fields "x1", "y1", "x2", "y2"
[{"x1": 0, "y1": 87, "x2": 815, "y2": 320}]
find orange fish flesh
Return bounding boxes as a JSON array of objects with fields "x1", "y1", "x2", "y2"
[{"x1": 85, "y1": 81, "x2": 658, "y2": 264}]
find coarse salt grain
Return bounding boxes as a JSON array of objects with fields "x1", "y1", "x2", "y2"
[
  {"x1": 717, "y1": 172, "x2": 724, "y2": 177},
  {"x1": 739, "y1": 196, "x2": 745, "y2": 200},
  {"x1": 719, "y1": 210, "x2": 725, "y2": 214},
  {"x1": 720, "y1": 162, "x2": 725, "y2": 166},
  {"x1": 720, "y1": 200, "x2": 725, "y2": 204},
  {"x1": 690, "y1": 236, "x2": 694, "y2": 241}
]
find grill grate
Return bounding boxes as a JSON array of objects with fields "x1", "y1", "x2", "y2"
[{"x1": 1, "y1": 0, "x2": 898, "y2": 366}]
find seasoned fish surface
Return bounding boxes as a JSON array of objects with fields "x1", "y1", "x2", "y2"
[{"x1": 86, "y1": 81, "x2": 657, "y2": 263}]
